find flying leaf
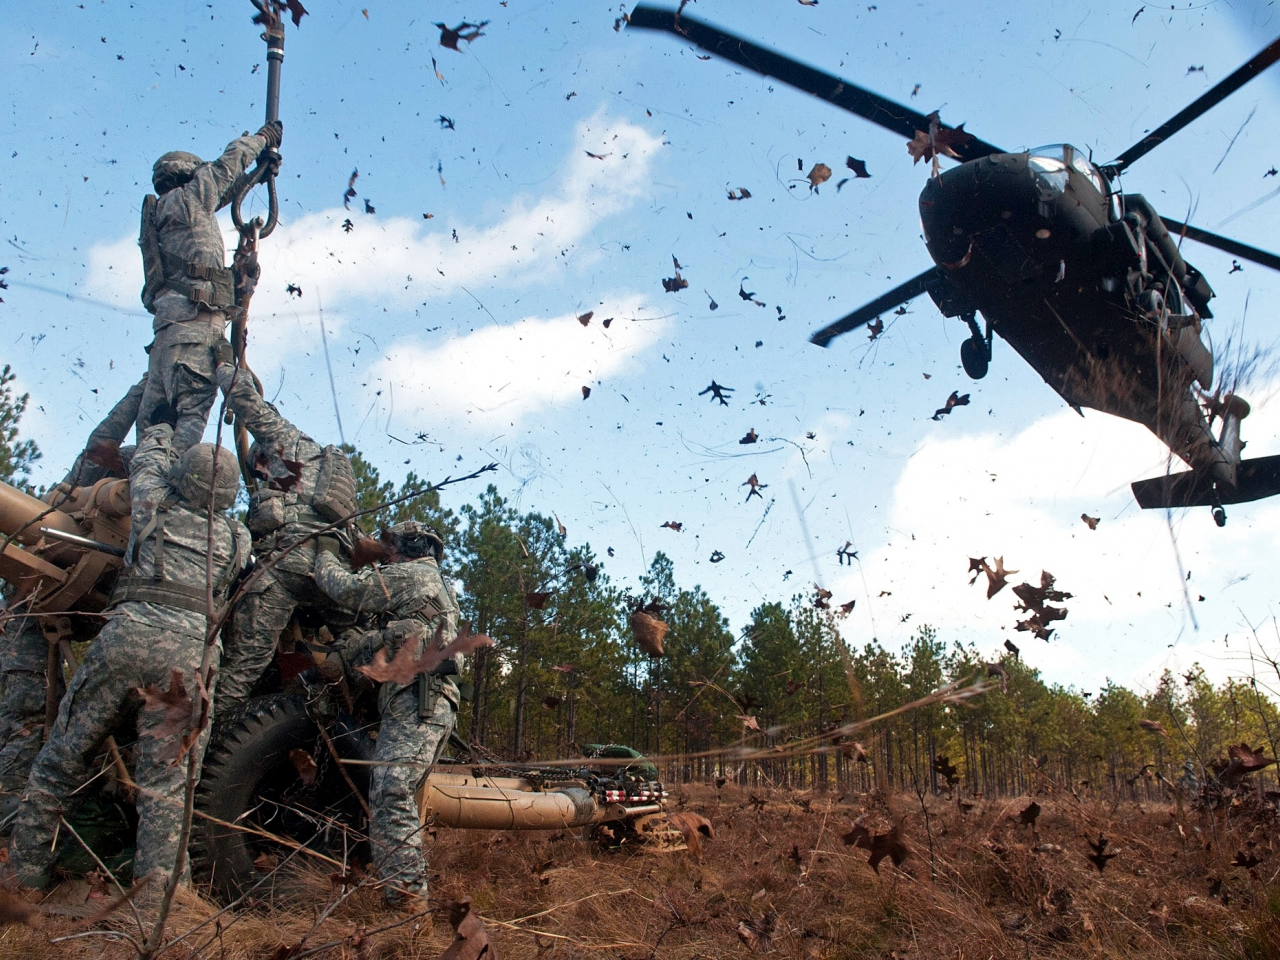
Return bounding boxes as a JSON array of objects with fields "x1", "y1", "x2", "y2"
[
  {"x1": 867, "y1": 317, "x2": 884, "y2": 341},
  {"x1": 1087, "y1": 834, "x2": 1118, "y2": 873},
  {"x1": 0, "y1": 889, "x2": 38, "y2": 928},
  {"x1": 1138, "y1": 718, "x2": 1169, "y2": 737},
  {"x1": 661, "y1": 520, "x2": 684, "y2": 531},
  {"x1": 743, "y1": 473, "x2": 768, "y2": 502},
  {"x1": 737, "y1": 715, "x2": 760, "y2": 731},
  {"x1": 845, "y1": 156, "x2": 871, "y2": 178},
  {"x1": 727, "y1": 187, "x2": 752, "y2": 200},
  {"x1": 807, "y1": 163, "x2": 832, "y2": 188},
  {"x1": 699, "y1": 380, "x2": 734, "y2": 405},
  {"x1": 439, "y1": 898, "x2": 494, "y2": 960},
  {"x1": 931, "y1": 390, "x2": 970, "y2": 420},
  {"x1": 667, "y1": 811, "x2": 714, "y2": 859},
  {"x1": 577, "y1": 310, "x2": 593, "y2": 326},
  {"x1": 630, "y1": 609, "x2": 668, "y2": 657},
  {"x1": 288, "y1": 748, "x2": 318, "y2": 786},
  {"x1": 525, "y1": 591, "x2": 553, "y2": 610},
  {"x1": 358, "y1": 623, "x2": 494, "y2": 685},
  {"x1": 1015, "y1": 801, "x2": 1040, "y2": 827},
  {"x1": 137, "y1": 669, "x2": 204, "y2": 764},
  {"x1": 932, "y1": 754, "x2": 960, "y2": 786},
  {"x1": 435, "y1": 20, "x2": 488, "y2": 52},
  {"x1": 739, "y1": 428, "x2": 758, "y2": 445},
  {"x1": 1081, "y1": 513, "x2": 1100, "y2": 530},
  {"x1": 968, "y1": 556, "x2": 1017, "y2": 599}
]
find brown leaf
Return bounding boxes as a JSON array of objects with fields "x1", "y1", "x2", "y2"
[
  {"x1": 1015, "y1": 801, "x2": 1041, "y2": 827},
  {"x1": 439, "y1": 898, "x2": 495, "y2": 960},
  {"x1": 540, "y1": 695, "x2": 561, "y2": 710},
  {"x1": 667, "y1": 811, "x2": 714, "y2": 859},
  {"x1": 736, "y1": 911, "x2": 778, "y2": 952},
  {"x1": 631, "y1": 610, "x2": 668, "y2": 657},
  {"x1": 0, "y1": 889, "x2": 38, "y2": 927},
  {"x1": 85, "y1": 438, "x2": 125, "y2": 475},
  {"x1": 843, "y1": 820, "x2": 908, "y2": 872},
  {"x1": 524, "y1": 591, "x2": 552, "y2": 610},
  {"x1": 581, "y1": 385, "x2": 591, "y2": 400},
  {"x1": 1139, "y1": 719, "x2": 1170, "y2": 737},
  {"x1": 932, "y1": 754, "x2": 960, "y2": 786},
  {"x1": 737, "y1": 715, "x2": 761, "y2": 731},
  {"x1": 350, "y1": 536, "x2": 388, "y2": 569},
  {"x1": 288, "y1": 748, "x2": 318, "y2": 786},
  {"x1": 137, "y1": 669, "x2": 205, "y2": 764},
  {"x1": 1081, "y1": 513, "x2": 1100, "y2": 530},
  {"x1": 357, "y1": 622, "x2": 494, "y2": 685},
  {"x1": 577, "y1": 311, "x2": 593, "y2": 326},
  {"x1": 931, "y1": 390, "x2": 970, "y2": 420},
  {"x1": 739, "y1": 428, "x2": 758, "y2": 445},
  {"x1": 661, "y1": 520, "x2": 684, "y2": 532},
  {"x1": 1086, "y1": 834, "x2": 1117, "y2": 872},
  {"x1": 436, "y1": 20, "x2": 488, "y2": 52},
  {"x1": 845, "y1": 156, "x2": 871, "y2": 178},
  {"x1": 806, "y1": 163, "x2": 832, "y2": 188},
  {"x1": 840, "y1": 741, "x2": 868, "y2": 762},
  {"x1": 662, "y1": 270, "x2": 689, "y2": 293},
  {"x1": 968, "y1": 556, "x2": 1017, "y2": 599},
  {"x1": 867, "y1": 316, "x2": 885, "y2": 341}
]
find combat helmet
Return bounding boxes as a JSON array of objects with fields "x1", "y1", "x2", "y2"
[
  {"x1": 384, "y1": 521, "x2": 444, "y2": 562},
  {"x1": 152, "y1": 151, "x2": 202, "y2": 193},
  {"x1": 173, "y1": 443, "x2": 241, "y2": 511}
]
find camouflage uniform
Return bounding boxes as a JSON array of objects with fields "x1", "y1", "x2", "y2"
[
  {"x1": 212, "y1": 360, "x2": 352, "y2": 714},
  {"x1": 136, "y1": 131, "x2": 273, "y2": 454},
  {"x1": 9, "y1": 424, "x2": 250, "y2": 888},
  {"x1": 0, "y1": 377, "x2": 146, "y2": 805},
  {"x1": 313, "y1": 544, "x2": 460, "y2": 902},
  {"x1": 59, "y1": 374, "x2": 147, "y2": 488}
]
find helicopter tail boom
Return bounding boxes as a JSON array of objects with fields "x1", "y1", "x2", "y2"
[{"x1": 1131, "y1": 454, "x2": 1280, "y2": 510}]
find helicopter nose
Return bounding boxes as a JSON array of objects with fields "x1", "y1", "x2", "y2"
[{"x1": 918, "y1": 153, "x2": 1037, "y2": 268}]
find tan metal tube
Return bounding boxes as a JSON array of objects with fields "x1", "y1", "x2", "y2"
[
  {"x1": 423, "y1": 773, "x2": 658, "y2": 830},
  {"x1": 0, "y1": 481, "x2": 82, "y2": 546}
]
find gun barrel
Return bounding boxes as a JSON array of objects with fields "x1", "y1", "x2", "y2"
[
  {"x1": 38, "y1": 527, "x2": 126, "y2": 558},
  {"x1": 0, "y1": 481, "x2": 82, "y2": 547}
]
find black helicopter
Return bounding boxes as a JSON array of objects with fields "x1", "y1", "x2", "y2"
[{"x1": 629, "y1": 6, "x2": 1280, "y2": 526}]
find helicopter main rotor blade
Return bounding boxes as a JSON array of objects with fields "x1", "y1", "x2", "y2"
[
  {"x1": 627, "y1": 5, "x2": 1003, "y2": 162},
  {"x1": 1162, "y1": 216, "x2": 1280, "y2": 273},
  {"x1": 810, "y1": 268, "x2": 941, "y2": 348},
  {"x1": 1105, "y1": 35, "x2": 1280, "y2": 175}
]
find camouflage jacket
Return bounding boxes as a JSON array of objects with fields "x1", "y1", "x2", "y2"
[
  {"x1": 60, "y1": 375, "x2": 146, "y2": 487},
  {"x1": 151, "y1": 132, "x2": 269, "y2": 331},
  {"x1": 313, "y1": 551, "x2": 461, "y2": 687},
  {"x1": 116, "y1": 424, "x2": 251, "y2": 634},
  {"x1": 216, "y1": 362, "x2": 330, "y2": 564}
]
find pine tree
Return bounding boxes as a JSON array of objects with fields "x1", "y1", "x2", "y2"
[{"x1": 0, "y1": 364, "x2": 41, "y2": 493}]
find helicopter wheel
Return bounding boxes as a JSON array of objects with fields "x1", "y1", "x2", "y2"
[
  {"x1": 960, "y1": 336, "x2": 989, "y2": 380},
  {"x1": 1212, "y1": 506, "x2": 1227, "y2": 528}
]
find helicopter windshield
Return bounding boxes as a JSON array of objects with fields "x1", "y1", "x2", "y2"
[{"x1": 1029, "y1": 144, "x2": 1105, "y2": 196}]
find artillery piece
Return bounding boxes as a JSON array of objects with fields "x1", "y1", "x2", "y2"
[{"x1": 0, "y1": 478, "x2": 680, "y2": 901}]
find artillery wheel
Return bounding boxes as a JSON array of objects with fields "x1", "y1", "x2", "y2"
[{"x1": 192, "y1": 694, "x2": 372, "y2": 903}]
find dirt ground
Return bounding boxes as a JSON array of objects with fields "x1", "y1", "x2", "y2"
[{"x1": 0, "y1": 782, "x2": 1276, "y2": 959}]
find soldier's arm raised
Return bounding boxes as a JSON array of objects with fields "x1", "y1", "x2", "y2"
[
  {"x1": 313, "y1": 549, "x2": 391, "y2": 617},
  {"x1": 214, "y1": 360, "x2": 296, "y2": 449},
  {"x1": 85, "y1": 375, "x2": 147, "y2": 449},
  {"x1": 190, "y1": 132, "x2": 270, "y2": 213}
]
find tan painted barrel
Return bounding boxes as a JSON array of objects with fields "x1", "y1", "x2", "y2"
[{"x1": 0, "y1": 480, "x2": 83, "y2": 546}]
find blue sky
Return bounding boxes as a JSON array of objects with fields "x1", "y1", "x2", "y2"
[{"x1": 5, "y1": 0, "x2": 1280, "y2": 696}]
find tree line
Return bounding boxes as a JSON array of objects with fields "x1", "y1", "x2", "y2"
[{"x1": 347, "y1": 451, "x2": 1280, "y2": 798}]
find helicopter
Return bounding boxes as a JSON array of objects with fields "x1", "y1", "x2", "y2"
[{"x1": 628, "y1": 6, "x2": 1280, "y2": 527}]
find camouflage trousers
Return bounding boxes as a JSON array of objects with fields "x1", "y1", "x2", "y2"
[
  {"x1": 0, "y1": 617, "x2": 64, "y2": 800},
  {"x1": 215, "y1": 567, "x2": 321, "y2": 715},
  {"x1": 10, "y1": 614, "x2": 216, "y2": 888},
  {"x1": 369, "y1": 678, "x2": 456, "y2": 903},
  {"x1": 138, "y1": 315, "x2": 224, "y2": 455}
]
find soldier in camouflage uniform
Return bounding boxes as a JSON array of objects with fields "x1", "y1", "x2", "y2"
[
  {"x1": 312, "y1": 522, "x2": 461, "y2": 904},
  {"x1": 0, "y1": 375, "x2": 148, "y2": 812},
  {"x1": 9, "y1": 423, "x2": 250, "y2": 888},
  {"x1": 136, "y1": 120, "x2": 282, "y2": 455},
  {"x1": 210, "y1": 344, "x2": 357, "y2": 715}
]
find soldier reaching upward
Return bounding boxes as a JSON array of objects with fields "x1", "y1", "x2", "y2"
[
  {"x1": 312, "y1": 522, "x2": 463, "y2": 906},
  {"x1": 8, "y1": 421, "x2": 250, "y2": 889},
  {"x1": 135, "y1": 121, "x2": 282, "y2": 455},
  {"x1": 210, "y1": 341, "x2": 357, "y2": 715}
]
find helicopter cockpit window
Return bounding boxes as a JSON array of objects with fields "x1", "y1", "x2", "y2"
[{"x1": 1028, "y1": 146, "x2": 1069, "y2": 195}]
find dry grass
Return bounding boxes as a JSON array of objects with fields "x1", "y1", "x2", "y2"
[{"x1": 0, "y1": 782, "x2": 1276, "y2": 959}]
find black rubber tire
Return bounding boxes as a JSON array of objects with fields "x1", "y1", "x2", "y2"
[
  {"x1": 193, "y1": 694, "x2": 372, "y2": 902},
  {"x1": 960, "y1": 336, "x2": 989, "y2": 380}
]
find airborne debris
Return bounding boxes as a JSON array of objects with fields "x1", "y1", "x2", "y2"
[
  {"x1": 699, "y1": 380, "x2": 734, "y2": 406},
  {"x1": 436, "y1": 20, "x2": 488, "y2": 51},
  {"x1": 739, "y1": 428, "x2": 758, "y2": 444},
  {"x1": 931, "y1": 390, "x2": 970, "y2": 420},
  {"x1": 742, "y1": 473, "x2": 768, "y2": 501},
  {"x1": 727, "y1": 187, "x2": 752, "y2": 200},
  {"x1": 1081, "y1": 513, "x2": 1100, "y2": 530},
  {"x1": 738, "y1": 279, "x2": 765, "y2": 307},
  {"x1": 969, "y1": 556, "x2": 1016, "y2": 598},
  {"x1": 845, "y1": 155, "x2": 871, "y2": 178},
  {"x1": 343, "y1": 168, "x2": 358, "y2": 208}
]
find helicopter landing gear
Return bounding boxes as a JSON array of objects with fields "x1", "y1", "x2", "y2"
[
  {"x1": 1212, "y1": 505, "x2": 1227, "y2": 528},
  {"x1": 960, "y1": 313, "x2": 992, "y2": 380}
]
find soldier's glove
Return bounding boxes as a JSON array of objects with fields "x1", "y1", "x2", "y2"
[
  {"x1": 257, "y1": 119, "x2": 283, "y2": 150},
  {"x1": 212, "y1": 338, "x2": 235, "y2": 369},
  {"x1": 315, "y1": 535, "x2": 342, "y2": 558}
]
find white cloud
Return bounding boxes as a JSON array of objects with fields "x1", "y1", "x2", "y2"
[{"x1": 370, "y1": 296, "x2": 667, "y2": 426}]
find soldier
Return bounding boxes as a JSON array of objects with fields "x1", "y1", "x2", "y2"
[
  {"x1": 312, "y1": 522, "x2": 462, "y2": 905},
  {"x1": 8, "y1": 421, "x2": 250, "y2": 889},
  {"x1": 135, "y1": 121, "x2": 283, "y2": 455},
  {"x1": 0, "y1": 376, "x2": 147, "y2": 814},
  {"x1": 209, "y1": 342, "x2": 357, "y2": 716}
]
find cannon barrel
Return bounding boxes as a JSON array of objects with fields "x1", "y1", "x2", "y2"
[{"x1": 0, "y1": 478, "x2": 130, "y2": 615}]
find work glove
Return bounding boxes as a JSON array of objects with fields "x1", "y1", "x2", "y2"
[
  {"x1": 257, "y1": 119, "x2": 283, "y2": 150},
  {"x1": 212, "y1": 337, "x2": 235, "y2": 369},
  {"x1": 315, "y1": 535, "x2": 342, "y2": 559}
]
